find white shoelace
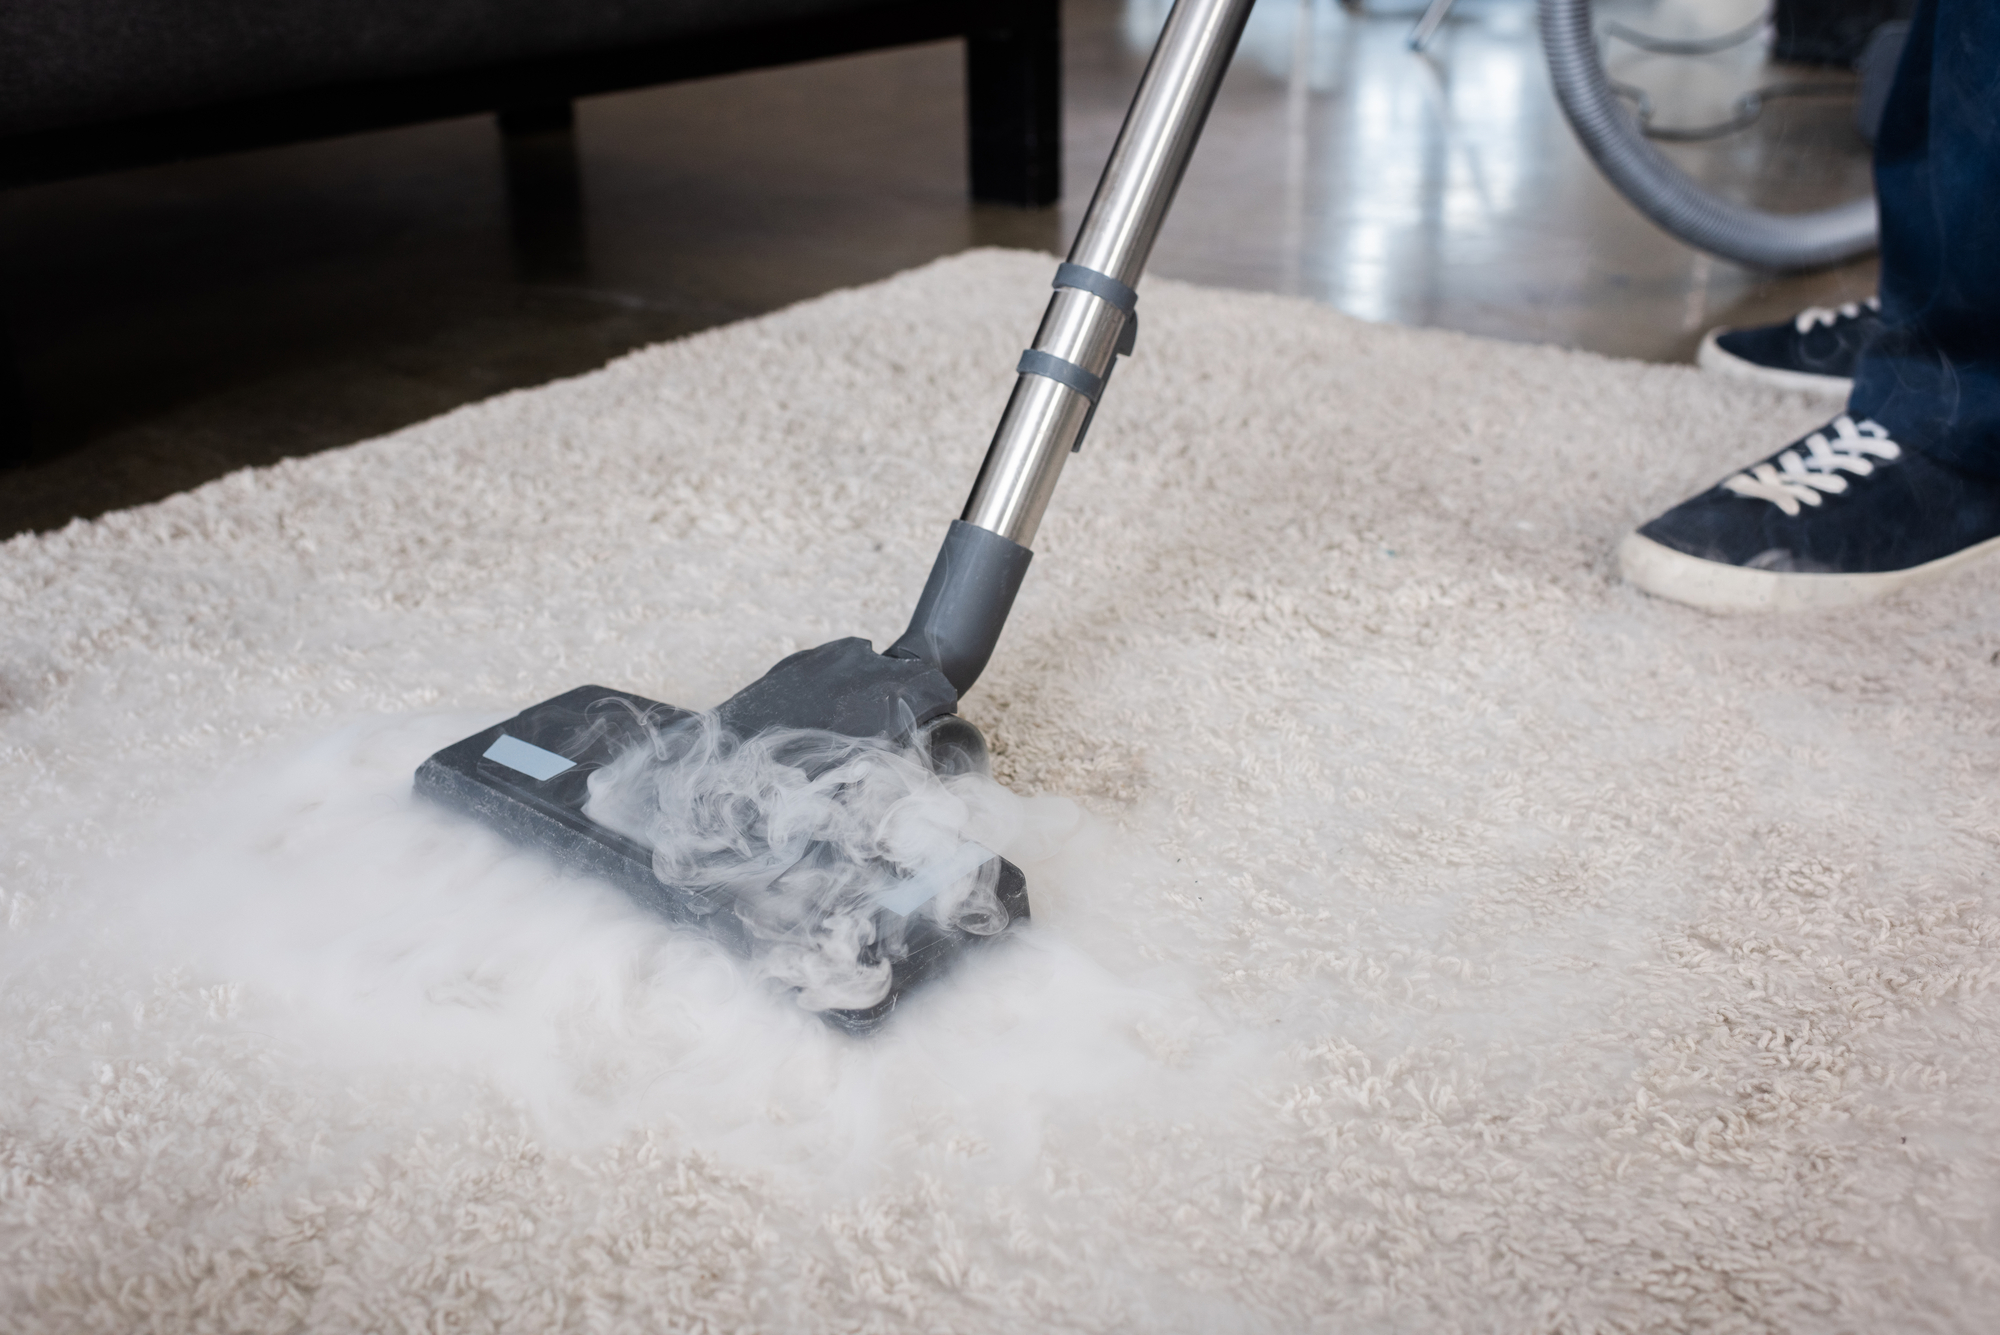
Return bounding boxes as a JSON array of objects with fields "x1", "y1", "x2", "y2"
[
  {"x1": 1719, "y1": 416, "x2": 1902, "y2": 517},
  {"x1": 1793, "y1": 295, "x2": 1881, "y2": 333}
]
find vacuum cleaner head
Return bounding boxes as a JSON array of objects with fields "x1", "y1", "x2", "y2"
[
  {"x1": 412, "y1": 0, "x2": 1267, "y2": 1038},
  {"x1": 414, "y1": 639, "x2": 1029, "y2": 1033}
]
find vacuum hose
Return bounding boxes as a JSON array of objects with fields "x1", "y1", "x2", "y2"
[{"x1": 1538, "y1": 0, "x2": 1877, "y2": 270}]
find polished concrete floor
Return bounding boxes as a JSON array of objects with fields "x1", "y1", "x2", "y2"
[{"x1": 0, "y1": 0, "x2": 1878, "y2": 538}]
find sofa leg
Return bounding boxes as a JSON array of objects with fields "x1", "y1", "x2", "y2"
[
  {"x1": 497, "y1": 101, "x2": 588, "y2": 281},
  {"x1": 966, "y1": 0, "x2": 1061, "y2": 207},
  {"x1": 0, "y1": 324, "x2": 31, "y2": 470}
]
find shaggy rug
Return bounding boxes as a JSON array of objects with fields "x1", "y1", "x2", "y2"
[{"x1": 4, "y1": 249, "x2": 1998, "y2": 1334}]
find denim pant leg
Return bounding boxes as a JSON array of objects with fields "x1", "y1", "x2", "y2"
[{"x1": 1848, "y1": 0, "x2": 2000, "y2": 478}]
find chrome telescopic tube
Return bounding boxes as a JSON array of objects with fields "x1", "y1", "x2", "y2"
[
  {"x1": 960, "y1": 0, "x2": 1258, "y2": 546},
  {"x1": 889, "y1": 0, "x2": 1254, "y2": 693}
]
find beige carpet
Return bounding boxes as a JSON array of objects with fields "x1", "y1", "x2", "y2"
[{"x1": 4, "y1": 249, "x2": 1999, "y2": 1333}]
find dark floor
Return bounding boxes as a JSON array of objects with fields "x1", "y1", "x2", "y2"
[{"x1": 0, "y1": 0, "x2": 1878, "y2": 539}]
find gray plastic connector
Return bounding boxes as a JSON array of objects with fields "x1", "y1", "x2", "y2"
[{"x1": 887, "y1": 519, "x2": 1035, "y2": 695}]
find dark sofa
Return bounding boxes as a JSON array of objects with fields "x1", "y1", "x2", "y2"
[
  {"x1": 0, "y1": 0, "x2": 1060, "y2": 201},
  {"x1": 0, "y1": 0, "x2": 1060, "y2": 460}
]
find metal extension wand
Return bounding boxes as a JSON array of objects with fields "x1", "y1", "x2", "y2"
[{"x1": 890, "y1": 0, "x2": 1257, "y2": 692}]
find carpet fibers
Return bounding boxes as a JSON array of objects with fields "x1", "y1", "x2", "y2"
[{"x1": 4, "y1": 250, "x2": 1999, "y2": 1333}]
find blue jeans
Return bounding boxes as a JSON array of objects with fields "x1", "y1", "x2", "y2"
[{"x1": 1849, "y1": 0, "x2": 2000, "y2": 478}]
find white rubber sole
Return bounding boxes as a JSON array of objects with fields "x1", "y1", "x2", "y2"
[
  {"x1": 1618, "y1": 529, "x2": 2000, "y2": 613},
  {"x1": 1697, "y1": 328, "x2": 1853, "y2": 398}
]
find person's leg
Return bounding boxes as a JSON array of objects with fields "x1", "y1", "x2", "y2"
[
  {"x1": 1848, "y1": 0, "x2": 2000, "y2": 478},
  {"x1": 1619, "y1": 0, "x2": 2000, "y2": 612}
]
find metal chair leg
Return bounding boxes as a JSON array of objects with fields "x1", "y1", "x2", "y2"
[{"x1": 1408, "y1": 0, "x2": 1459, "y2": 50}]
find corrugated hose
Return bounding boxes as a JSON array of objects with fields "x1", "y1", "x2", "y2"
[{"x1": 1537, "y1": 0, "x2": 1878, "y2": 270}]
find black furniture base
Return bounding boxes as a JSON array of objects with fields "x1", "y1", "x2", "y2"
[
  {"x1": 0, "y1": 0, "x2": 1061, "y2": 206},
  {"x1": 0, "y1": 0, "x2": 1062, "y2": 466},
  {"x1": 968, "y1": 0, "x2": 1062, "y2": 207}
]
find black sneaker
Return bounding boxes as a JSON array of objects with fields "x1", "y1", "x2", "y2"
[
  {"x1": 1619, "y1": 415, "x2": 2000, "y2": 611},
  {"x1": 1697, "y1": 297, "x2": 1882, "y2": 397}
]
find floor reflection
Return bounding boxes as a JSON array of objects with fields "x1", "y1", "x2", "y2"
[{"x1": 1097, "y1": 0, "x2": 1875, "y2": 359}]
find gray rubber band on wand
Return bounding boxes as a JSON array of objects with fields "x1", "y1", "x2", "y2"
[
  {"x1": 1016, "y1": 349, "x2": 1105, "y2": 403},
  {"x1": 1053, "y1": 263, "x2": 1139, "y2": 356},
  {"x1": 1052, "y1": 263, "x2": 1137, "y2": 313}
]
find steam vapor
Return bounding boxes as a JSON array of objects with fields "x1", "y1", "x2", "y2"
[{"x1": 582, "y1": 711, "x2": 1014, "y2": 1014}]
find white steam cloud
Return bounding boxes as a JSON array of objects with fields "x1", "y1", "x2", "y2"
[
  {"x1": 8, "y1": 711, "x2": 1241, "y2": 1174},
  {"x1": 581, "y1": 713, "x2": 1016, "y2": 1014}
]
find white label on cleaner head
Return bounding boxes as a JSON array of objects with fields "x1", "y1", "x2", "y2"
[
  {"x1": 482, "y1": 733, "x2": 577, "y2": 781},
  {"x1": 875, "y1": 841, "x2": 996, "y2": 918}
]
